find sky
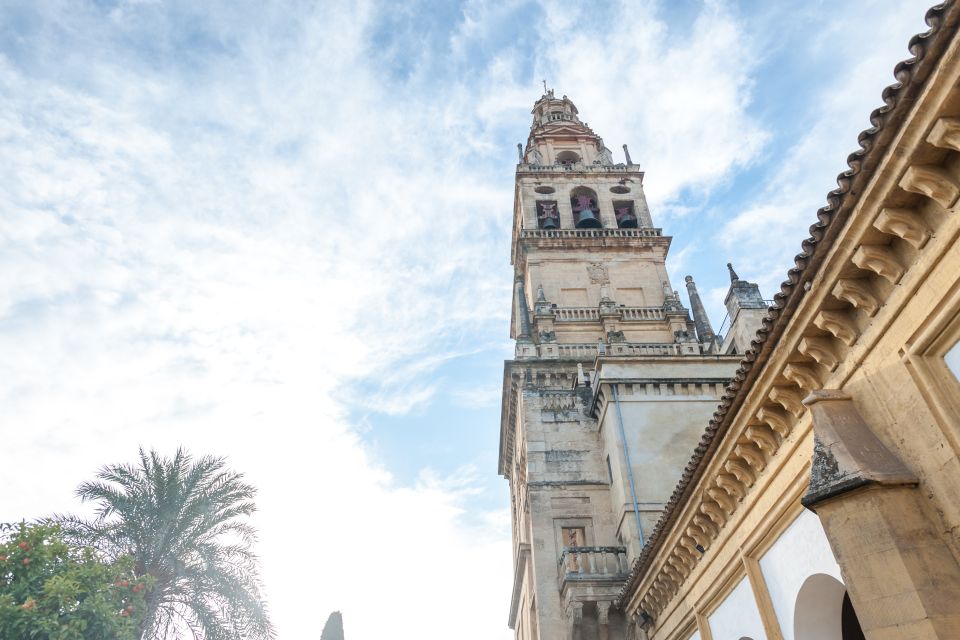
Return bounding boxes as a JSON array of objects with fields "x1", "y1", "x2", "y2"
[{"x1": 0, "y1": 0, "x2": 936, "y2": 638}]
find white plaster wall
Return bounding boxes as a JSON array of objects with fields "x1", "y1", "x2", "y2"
[
  {"x1": 759, "y1": 510, "x2": 843, "y2": 640},
  {"x1": 707, "y1": 576, "x2": 766, "y2": 640}
]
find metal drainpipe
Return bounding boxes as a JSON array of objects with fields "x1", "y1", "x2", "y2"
[{"x1": 612, "y1": 383, "x2": 645, "y2": 548}]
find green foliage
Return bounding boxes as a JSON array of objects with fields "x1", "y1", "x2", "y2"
[
  {"x1": 0, "y1": 522, "x2": 150, "y2": 640},
  {"x1": 57, "y1": 448, "x2": 275, "y2": 640}
]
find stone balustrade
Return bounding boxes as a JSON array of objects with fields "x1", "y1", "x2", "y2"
[
  {"x1": 550, "y1": 306, "x2": 665, "y2": 322},
  {"x1": 552, "y1": 342, "x2": 700, "y2": 359},
  {"x1": 520, "y1": 228, "x2": 662, "y2": 239},
  {"x1": 620, "y1": 307, "x2": 666, "y2": 321},
  {"x1": 518, "y1": 163, "x2": 638, "y2": 174},
  {"x1": 558, "y1": 546, "x2": 630, "y2": 585}
]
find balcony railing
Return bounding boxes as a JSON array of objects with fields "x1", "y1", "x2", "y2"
[
  {"x1": 520, "y1": 228, "x2": 662, "y2": 240},
  {"x1": 518, "y1": 163, "x2": 641, "y2": 174},
  {"x1": 550, "y1": 306, "x2": 666, "y2": 322},
  {"x1": 558, "y1": 547, "x2": 630, "y2": 585},
  {"x1": 553, "y1": 342, "x2": 702, "y2": 359}
]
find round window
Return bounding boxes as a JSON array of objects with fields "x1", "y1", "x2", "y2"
[
  {"x1": 610, "y1": 185, "x2": 631, "y2": 194},
  {"x1": 534, "y1": 186, "x2": 556, "y2": 194}
]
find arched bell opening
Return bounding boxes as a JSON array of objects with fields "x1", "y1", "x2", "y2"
[
  {"x1": 556, "y1": 150, "x2": 581, "y2": 166},
  {"x1": 794, "y1": 573, "x2": 865, "y2": 640},
  {"x1": 536, "y1": 200, "x2": 560, "y2": 230},
  {"x1": 571, "y1": 187, "x2": 601, "y2": 229},
  {"x1": 613, "y1": 200, "x2": 638, "y2": 229}
]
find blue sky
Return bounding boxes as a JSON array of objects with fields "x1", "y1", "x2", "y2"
[{"x1": 0, "y1": 1, "x2": 934, "y2": 638}]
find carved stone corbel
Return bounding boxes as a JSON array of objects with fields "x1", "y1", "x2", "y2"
[
  {"x1": 813, "y1": 309, "x2": 859, "y2": 346},
  {"x1": 716, "y1": 473, "x2": 747, "y2": 500},
  {"x1": 756, "y1": 405, "x2": 792, "y2": 438},
  {"x1": 852, "y1": 244, "x2": 904, "y2": 284},
  {"x1": 926, "y1": 116, "x2": 960, "y2": 152},
  {"x1": 798, "y1": 336, "x2": 840, "y2": 371},
  {"x1": 685, "y1": 525, "x2": 708, "y2": 549},
  {"x1": 832, "y1": 278, "x2": 880, "y2": 316},
  {"x1": 668, "y1": 551, "x2": 692, "y2": 576},
  {"x1": 874, "y1": 208, "x2": 930, "y2": 249},
  {"x1": 770, "y1": 385, "x2": 806, "y2": 417},
  {"x1": 745, "y1": 424, "x2": 779, "y2": 455},
  {"x1": 783, "y1": 362, "x2": 821, "y2": 391},
  {"x1": 899, "y1": 164, "x2": 960, "y2": 208},
  {"x1": 725, "y1": 458, "x2": 756, "y2": 487},
  {"x1": 734, "y1": 443, "x2": 767, "y2": 472},
  {"x1": 707, "y1": 486, "x2": 736, "y2": 514},
  {"x1": 661, "y1": 561, "x2": 681, "y2": 585},
  {"x1": 700, "y1": 499, "x2": 727, "y2": 527},
  {"x1": 692, "y1": 513, "x2": 718, "y2": 538},
  {"x1": 567, "y1": 601, "x2": 584, "y2": 625}
]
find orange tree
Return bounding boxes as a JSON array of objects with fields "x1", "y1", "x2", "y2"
[{"x1": 0, "y1": 522, "x2": 150, "y2": 639}]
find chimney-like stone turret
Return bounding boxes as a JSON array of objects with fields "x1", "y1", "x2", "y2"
[
  {"x1": 685, "y1": 275, "x2": 716, "y2": 349},
  {"x1": 719, "y1": 263, "x2": 767, "y2": 355}
]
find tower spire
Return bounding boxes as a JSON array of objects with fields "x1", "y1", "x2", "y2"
[
  {"x1": 515, "y1": 277, "x2": 532, "y2": 341},
  {"x1": 727, "y1": 262, "x2": 740, "y2": 282},
  {"x1": 685, "y1": 275, "x2": 716, "y2": 347}
]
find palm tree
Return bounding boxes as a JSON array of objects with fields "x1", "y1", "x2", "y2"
[{"x1": 57, "y1": 448, "x2": 275, "y2": 640}]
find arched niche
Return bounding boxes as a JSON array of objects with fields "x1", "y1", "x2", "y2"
[
  {"x1": 556, "y1": 150, "x2": 581, "y2": 165},
  {"x1": 794, "y1": 573, "x2": 865, "y2": 640},
  {"x1": 570, "y1": 186, "x2": 601, "y2": 229}
]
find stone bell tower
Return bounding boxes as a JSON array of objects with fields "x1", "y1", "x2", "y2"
[{"x1": 499, "y1": 91, "x2": 744, "y2": 640}]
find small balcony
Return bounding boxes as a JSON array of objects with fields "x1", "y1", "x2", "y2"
[{"x1": 557, "y1": 546, "x2": 630, "y2": 589}]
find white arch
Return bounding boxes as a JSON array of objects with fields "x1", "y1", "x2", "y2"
[{"x1": 794, "y1": 573, "x2": 846, "y2": 640}]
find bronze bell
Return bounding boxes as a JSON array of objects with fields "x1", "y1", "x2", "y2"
[
  {"x1": 576, "y1": 210, "x2": 602, "y2": 228},
  {"x1": 617, "y1": 213, "x2": 638, "y2": 229},
  {"x1": 541, "y1": 215, "x2": 559, "y2": 229}
]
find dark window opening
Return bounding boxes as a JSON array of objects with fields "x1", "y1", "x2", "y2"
[
  {"x1": 613, "y1": 201, "x2": 638, "y2": 229},
  {"x1": 571, "y1": 188, "x2": 601, "y2": 229},
  {"x1": 536, "y1": 200, "x2": 559, "y2": 229}
]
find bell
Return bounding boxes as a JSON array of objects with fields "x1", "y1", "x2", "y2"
[
  {"x1": 618, "y1": 213, "x2": 638, "y2": 229},
  {"x1": 541, "y1": 216, "x2": 559, "y2": 230},
  {"x1": 576, "y1": 210, "x2": 602, "y2": 229}
]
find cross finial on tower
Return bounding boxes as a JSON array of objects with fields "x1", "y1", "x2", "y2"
[{"x1": 542, "y1": 79, "x2": 548, "y2": 94}]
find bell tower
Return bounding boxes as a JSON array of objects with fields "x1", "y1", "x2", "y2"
[{"x1": 499, "y1": 92, "x2": 744, "y2": 640}]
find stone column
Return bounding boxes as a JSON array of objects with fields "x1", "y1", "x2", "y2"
[
  {"x1": 684, "y1": 275, "x2": 716, "y2": 348},
  {"x1": 566, "y1": 601, "x2": 583, "y2": 640},
  {"x1": 802, "y1": 390, "x2": 960, "y2": 639},
  {"x1": 597, "y1": 601, "x2": 611, "y2": 640}
]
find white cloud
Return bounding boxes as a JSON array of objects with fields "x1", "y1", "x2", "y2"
[
  {"x1": 717, "y1": 0, "x2": 935, "y2": 299},
  {"x1": 0, "y1": 1, "x2": 940, "y2": 638},
  {"x1": 0, "y1": 3, "x2": 516, "y2": 638},
  {"x1": 534, "y1": 0, "x2": 770, "y2": 209}
]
